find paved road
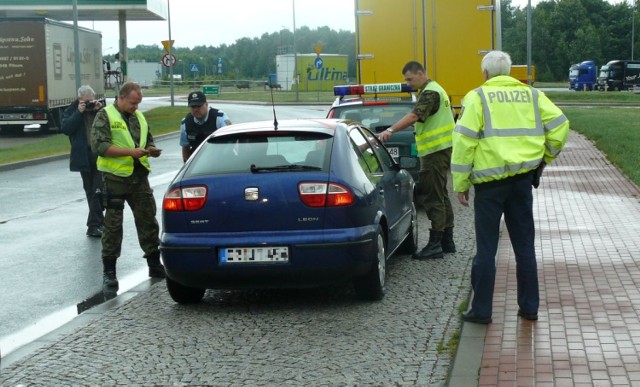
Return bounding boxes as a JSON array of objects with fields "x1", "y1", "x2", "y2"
[
  {"x1": 0, "y1": 202, "x2": 475, "y2": 385},
  {"x1": 0, "y1": 153, "x2": 476, "y2": 385}
]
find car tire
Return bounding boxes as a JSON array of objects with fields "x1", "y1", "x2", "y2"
[
  {"x1": 354, "y1": 225, "x2": 386, "y2": 301},
  {"x1": 166, "y1": 277, "x2": 205, "y2": 304},
  {"x1": 398, "y1": 201, "x2": 418, "y2": 254}
]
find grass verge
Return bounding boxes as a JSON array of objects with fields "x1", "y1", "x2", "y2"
[{"x1": 563, "y1": 107, "x2": 640, "y2": 186}]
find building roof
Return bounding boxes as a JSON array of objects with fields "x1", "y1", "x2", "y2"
[{"x1": 0, "y1": 0, "x2": 166, "y2": 21}]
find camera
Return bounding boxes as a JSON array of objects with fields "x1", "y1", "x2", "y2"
[{"x1": 85, "y1": 100, "x2": 96, "y2": 110}]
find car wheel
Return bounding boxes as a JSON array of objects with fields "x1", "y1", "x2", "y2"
[
  {"x1": 354, "y1": 226, "x2": 386, "y2": 301},
  {"x1": 398, "y1": 201, "x2": 418, "y2": 254},
  {"x1": 166, "y1": 277, "x2": 205, "y2": 304}
]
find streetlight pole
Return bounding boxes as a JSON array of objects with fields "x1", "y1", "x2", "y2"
[
  {"x1": 293, "y1": 0, "x2": 299, "y2": 101},
  {"x1": 632, "y1": 2, "x2": 636, "y2": 60},
  {"x1": 526, "y1": 0, "x2": 532, "y2": 85},
  {"x1": 167, "y1": 0, "x2": 175, "y2": 106}
]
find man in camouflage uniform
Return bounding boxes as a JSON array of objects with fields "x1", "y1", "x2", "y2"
[
  {"x1": 378, "y1": 61, "x2": 456, "y2": 260},
  {"x1": 91, "y1": 82, "x2": 165, "y2": 292}
]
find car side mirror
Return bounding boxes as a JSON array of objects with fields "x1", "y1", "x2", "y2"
[{"x1": 398, "y1": 156, "x2": 419, "y2": 170}]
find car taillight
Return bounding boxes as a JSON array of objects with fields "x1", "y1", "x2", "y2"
[
  {"x1": 163, "y1": 186, "x2": 207, "y2": 211},
  {"x1": 298, "y1": 182, "x2": 354, "y2": 207}
]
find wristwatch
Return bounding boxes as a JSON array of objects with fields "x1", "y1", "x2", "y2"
[{"x1": 386, "y1": 128, "x2": 394, "y2": 133}]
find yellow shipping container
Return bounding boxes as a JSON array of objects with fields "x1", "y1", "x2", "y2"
[
  {"x1": 510, "y1": 65, "x2": 536, "y2": 85},
  {"x1": 355, "y1": 0, "x2": 500, "y2": 111}
]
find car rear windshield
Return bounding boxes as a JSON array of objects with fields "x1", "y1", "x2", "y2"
[
  {"x1": 185, "y1": 132, "x2": 333, "y2": 176},
  {"x1": 332, "y1": 104, "x2": 412, "y2": 132}
]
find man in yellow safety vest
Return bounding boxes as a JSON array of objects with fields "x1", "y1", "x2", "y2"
[
  {"x1": 91, "y1": 82, "x2": 165, "y2": 294},
  {"x1": 379, "y1": 61, "x2": 456, "y2": 260},
  {"x1": 452, "y1": 50, "x2": 570, "y2": 324}
]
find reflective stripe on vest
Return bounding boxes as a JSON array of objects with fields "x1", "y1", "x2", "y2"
[
  {"x1": 97, "y1": 105, "x2": 150, "y2": 177},
  {"x1": 414, "y1": 81, "x2": 455, "y2": 157}
]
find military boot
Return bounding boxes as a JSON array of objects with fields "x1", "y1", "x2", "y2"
[
  {"x1": 442, "y1": 227, "x2": 456, "y2": 253},
  {"x1": 146, "y1": 251, "x2": 166, "y2": 279},
  {"x1": 412, "y1": 230, "x2": 444, "y2": 260},
  {"x1": 102, "y1": 257, "x2": 119, "y2": 291}
]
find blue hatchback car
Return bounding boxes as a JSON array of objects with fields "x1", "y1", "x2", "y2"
[{"x1": 161, "y1": 118, "x2": 417, "y2": 303}]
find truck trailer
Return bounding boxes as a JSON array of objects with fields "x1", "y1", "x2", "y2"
[
  {"x1": 568, "y1": 60, "x2": 597, "y2": 91},
  {"x1": 596, "y1": 60, "x2": 640, "y2": 91},
  {"x1": 0, "y1": 18, "x2": 104, "y2": 133},
  {"x1": 354, "y1": 0, "x2": 500, "y2": 112}
]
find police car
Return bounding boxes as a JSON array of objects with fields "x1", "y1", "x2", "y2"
[{"x1": 326, "y1": 83, "x2": 420, "y2": 186}]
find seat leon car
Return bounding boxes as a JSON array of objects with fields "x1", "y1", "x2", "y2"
[{"x1": 160, "y1": 118, "x2": 417, "y2": 304}]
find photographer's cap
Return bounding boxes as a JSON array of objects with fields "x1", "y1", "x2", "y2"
[{"x1": 188, "y1": 91, "x2": 207, "y2": 107}]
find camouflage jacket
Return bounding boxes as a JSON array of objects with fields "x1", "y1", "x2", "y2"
[{"x1": 412, "y1": 80, "x2": 441, "y2": 122}]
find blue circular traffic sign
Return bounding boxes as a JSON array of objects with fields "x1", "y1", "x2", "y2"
[{"x1": 314, "y1": 56, "x2": 323, "y2": 70}]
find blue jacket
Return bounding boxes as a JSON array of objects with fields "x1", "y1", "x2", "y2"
[{"x1": 61, "y1": 100, "x2": 99, "y2": 172}]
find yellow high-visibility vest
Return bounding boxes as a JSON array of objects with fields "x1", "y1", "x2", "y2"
[
  {"x1": 97, "y1": 105, "x2": 151, "y2": 177},
  {"x1": 414, "y1": 80, "x2": 455, "y2": 157},
  {"x1": 451, "y1": 75, "x2": 570, "y2": 192}
]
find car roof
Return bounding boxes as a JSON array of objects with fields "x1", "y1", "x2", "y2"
[{"x1": 213, "y1": 118, "x2": 345, "y2": 137}]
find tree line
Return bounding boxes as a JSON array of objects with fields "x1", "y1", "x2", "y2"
[
  {"x1": 502, "y1": 0, "x2": 638, "y2": 81},
  {"x1": 114, "y1": 0, "x2": 638, "y2": 83}
]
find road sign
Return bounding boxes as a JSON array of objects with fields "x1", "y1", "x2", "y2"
[
  {"x1": 161, "y1": 40, "x2": 174, "y2": 53},
  {"x1": 161, "y1": 53, "x2": 176, "y2": 67},
  {"x1": 203, "y1": 85, "x2": 220, "y2": 95},
  {"x1": 314, "y1": 56, "x2": 323, "y2": 70},
  {"x1": 190, "y1": 64, "x2": 199, "y2": 72}
]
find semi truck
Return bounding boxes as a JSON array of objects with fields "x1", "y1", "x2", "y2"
[
  {"x1": 596, "y1": 60, "x2": 640, "y2": 91},
  {"x1": 354, "y1": 0, "x2": 500, "y2": 112},
  {"x1": 568, "y1": 60, "x2": 597, "y2": 91},
  {"x1": 0, "y1": 18, "x2": 104, "y2": 133}
]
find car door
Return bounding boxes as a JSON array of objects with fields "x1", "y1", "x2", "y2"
[{"x1": 348, "y1": 126, "x2": 406, "y2": 251}]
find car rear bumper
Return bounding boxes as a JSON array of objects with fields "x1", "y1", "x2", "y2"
[{"x1": 160, "y1": 227, "x2": 378, "y2": 289}]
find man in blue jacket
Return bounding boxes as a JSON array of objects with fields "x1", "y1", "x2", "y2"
[{"x1": 61, "y1": 85, "x2": 105, "y2": 237}]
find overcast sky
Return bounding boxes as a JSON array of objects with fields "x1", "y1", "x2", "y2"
[
  {"x1": 72, "y1": 0, "x2": 630, "y2": 54},
  {"x1": 74, "y1": 0, "x2": 355, "y2": 53}
]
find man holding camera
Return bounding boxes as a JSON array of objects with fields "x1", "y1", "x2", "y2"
[{"x1": 62, "y1": 85, "x2": 105, "y2": 238}]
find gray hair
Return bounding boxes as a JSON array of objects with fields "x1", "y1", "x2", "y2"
[
  {"x1": 77, "y1": 85, "x2": 96, "y2": 98},
  {"x1": 481, "y1": 50, "x2": 512, "y2": 79}
]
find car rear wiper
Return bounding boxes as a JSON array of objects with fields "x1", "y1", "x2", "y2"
[{"x1": 250, "y1": 164, "x2": 322, "y2": 173}]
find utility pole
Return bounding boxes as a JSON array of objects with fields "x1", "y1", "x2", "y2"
[
  {"x1": 293, "y1": 0, "x2": 299, "y2": 101},
  {"x1": 527, "y1": 0, "x2": 532, "y2": 85}
]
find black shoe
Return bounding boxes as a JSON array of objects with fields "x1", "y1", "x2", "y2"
[
  {"x1": 102, "y1": 271, "x2": 119, "y2": 290},
  {"x1": 412, "y1": 244, "x2": 444, "y2": 260},
  {"x1": 442, "y1": 228, "x2": 456, "y2": 253},
  {"x1": 461, "y1": 310, "x2": 492, "y2": 324},
  {"x1": 148, "y1": 262, "x2": 166, "y2": 279},
  {"x1": 518, "y1": 309, "x2": 538, "y2": 321},
  {"x1": 86, "y1": 226, "x2": 103, "y2": 238}
]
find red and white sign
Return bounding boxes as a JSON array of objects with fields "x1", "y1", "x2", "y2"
[{"x1": 162, "y1": 53, "x2": 177, "y2": 67}]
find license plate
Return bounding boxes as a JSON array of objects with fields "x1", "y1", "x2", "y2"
[
  {"x1": 388, "y1": 147, "x2": 399, "y2": 158},
  {"x1": 219, "y1": 246, "x2": 289, "y2": 263}
]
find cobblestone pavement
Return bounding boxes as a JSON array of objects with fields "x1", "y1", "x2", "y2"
[{"x1": 0, "y1": 196, "x2": 475, "y2": 385}]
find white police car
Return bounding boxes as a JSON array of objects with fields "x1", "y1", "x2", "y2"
[{"x1": 327, "y1": 83, "x2": 420, "y2": 186}]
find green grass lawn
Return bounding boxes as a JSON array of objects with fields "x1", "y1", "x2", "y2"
[
  {"x1": 1, "y1": 92, "x2": 639, "y2": 189},
  {"x1": 563, "y1": 107, "x2": 640, "y2": 185}
]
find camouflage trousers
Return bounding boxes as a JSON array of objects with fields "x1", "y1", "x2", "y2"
[
  {"x1": 418, "y1": 147, "x2": 454, "y2": 231},
  {"x1": 101, "y1": 172, "x2": 160, "y2": 261}
]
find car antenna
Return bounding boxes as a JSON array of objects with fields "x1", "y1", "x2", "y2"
[
  {"x1": 373, "y1": 72, "x2": 379, "y2": 100},
  {"x1": 270, "y1": 85, "x2": 278, "y2": 130}
]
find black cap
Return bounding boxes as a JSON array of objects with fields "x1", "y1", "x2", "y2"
[{"x1": 188, "y1": 91, "x2": 207, "y2": 107}]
